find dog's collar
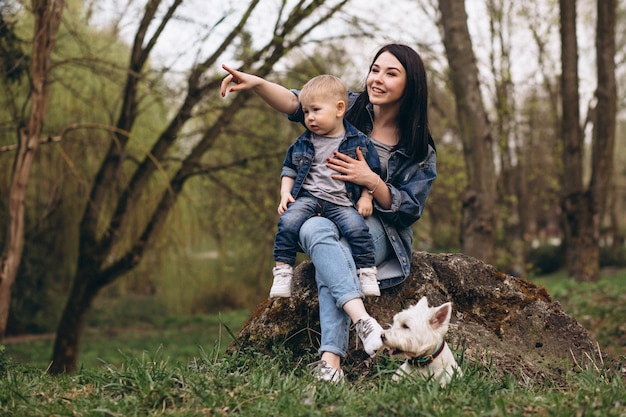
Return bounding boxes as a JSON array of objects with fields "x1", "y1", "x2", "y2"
[{"x1": 407, "y1": 341, "x2": 445, "y2": 367}]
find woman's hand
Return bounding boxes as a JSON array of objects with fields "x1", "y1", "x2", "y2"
[
  {"x1": 220, "y1": 64, "x2": 262, "y2": 97},
  {"x1": 327, "y1": 147, "x2": 377, "y2": 188},
  {"x1": 328, "y1": 147, "x2": 392, "y2": 209}
]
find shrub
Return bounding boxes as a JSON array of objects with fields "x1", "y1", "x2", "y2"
[
  {"x1": 527, "y1": 244, "x2": 564, "y2": 275},
  {"x1": 599, "y1": 246, "x2": 626, "y2": 268}
]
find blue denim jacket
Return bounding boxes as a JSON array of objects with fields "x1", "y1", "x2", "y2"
[
  {"x1": 280, "y1": 120, "x2": 381, "y2": 205},
  {"x1": 288, "y1": 91, "x2": 437, "y2": 287}
]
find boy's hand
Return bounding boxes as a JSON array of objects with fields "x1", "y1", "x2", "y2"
[
  {"x1": 357, "y1": 194, "x2": 373, "y2": 217},
  {"x1": 278, "y1": 192, "x2": 295, "y2": 215},
  {"x1": 220, "y1": 64, "x2": 261, "y2": 97}
]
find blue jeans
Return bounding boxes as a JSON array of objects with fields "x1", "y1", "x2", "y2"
[
  {"x1": 298, "y1": 215, "x2": 392, "y2": 358},
  {"x1": 274, "y1": 193, "x2": 375, "y2": 269}
]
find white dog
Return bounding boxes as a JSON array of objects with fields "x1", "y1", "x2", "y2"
[{"x1": 381, "y1": 296, "x2": 461, "y2": 386}]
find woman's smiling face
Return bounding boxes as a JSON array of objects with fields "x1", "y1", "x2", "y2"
[{"x1": 366, "y1": 51, "x2": 407, "y2": 107}]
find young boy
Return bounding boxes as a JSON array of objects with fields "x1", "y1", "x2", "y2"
[{"x1": 270, "y1": 74, "x2": 381, "y2": 298}]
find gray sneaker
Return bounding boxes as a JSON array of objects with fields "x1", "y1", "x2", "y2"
[
  {"x1": 358, "y1": 266, "x2": 380, "y2": 296},
  {"x1": 355, "y1": 316, "x2": 383, "y2": 357},
  {"x1": 308, "y1": 360, "x2": 345, "y2": 383},
  {"x1": 270, "y1": 265, "x2": 293, "y2": 298}
]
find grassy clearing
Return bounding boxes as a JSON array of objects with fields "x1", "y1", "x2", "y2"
[
  {"x1": 1, "y1": 269, "x2": 625, "y2": 416},
  {"x1": 1, "y1": 345, "x2": 624, "y2": 416},
  {"x1": 3, "y1": 309, "x2": 248, "y2": 370}
]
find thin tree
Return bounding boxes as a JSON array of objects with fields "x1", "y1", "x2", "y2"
[
  {"x1": 0, "y1": 0, "x2": 64, "y2": 338},
  {"x1": 437, "y1": 0, "x2": 497, "y2": 264},
  {"x1": 523, "y1": 3, "x2": 562, "y2": 253},
  {"x1": 589, "y1": 0, "x2": 617, "y2": 271},
  {"x1": 559, "y1": 0, "x2": 588, "y2": 280},
  {"x1": 486, "y1": 0, "x2": 524, "y2": 272},
  {"x1": 559, "y1": 0, "x2": 616, "y2": 281}
]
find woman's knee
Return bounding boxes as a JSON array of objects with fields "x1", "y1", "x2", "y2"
[{"x1": 299, "y1": 217, "x2": 339, "y2": 249}]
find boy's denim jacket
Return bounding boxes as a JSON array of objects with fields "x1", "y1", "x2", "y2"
[
  {"x1": 280, "y1": 119, "x2": 381, "y2": 205},
  {"x1": 287, "y1": 91, "x2": 437, "y2": 287}
]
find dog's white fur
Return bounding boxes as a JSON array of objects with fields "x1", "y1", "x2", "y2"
[{"x1": 381, "y1": 296, "x2": 461, "y2": 386}]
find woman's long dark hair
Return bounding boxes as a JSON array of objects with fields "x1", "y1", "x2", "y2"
[{"x1": 346, "y1": 44, "x2": 433, "y2": 162}]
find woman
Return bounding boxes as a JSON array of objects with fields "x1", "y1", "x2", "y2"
[{"x1": 220, "y1": 44, "x2": 437, "y2": 382}]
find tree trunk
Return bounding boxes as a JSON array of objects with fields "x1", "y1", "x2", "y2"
[
  {"x1": 0, "y1": 129, "x2": 35, "y2": 339},
  {"x1": 0, "y1": 0, "x2": 64, "y2": 338},
  {"x1": 561, "y1": 191, "x2": 598, "y2": 280},
  {"x1": 559, "y1": 0, "x2": 615, "y2": 282},
  {"x1": 590, "y1": 0, "x2": 617, "y2": 262},
  {"x1": 559, "y1": 0, "x2": 589, "y2": 281},
  {"x1": 48, "y1": 266, "x2": 100, "y2": 374},
  {"x1": 438, "y1": 0, "x2": 497, "y2": 264},
  {"x1": 609, "y1": 186, "x2": 624, "y2": 251}
]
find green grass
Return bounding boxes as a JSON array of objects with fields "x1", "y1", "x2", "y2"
[
  {"x1": 1, "y1": 345, "x2": 624, "y2": 416},
  {"x1": 1, "y1": 270, "x2": 625, "y2": 416},
  {"x1": 3, "y1": 310, "x2": 248, "y2": 370}
]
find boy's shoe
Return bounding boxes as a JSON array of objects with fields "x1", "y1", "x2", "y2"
[
  {"x1": 358, "y1": 266, "x2": 380, "y2": 296},
  {"x1": 308, "y1": 360, "x2": 345, "y2": 383},
  {"x1": 355, "y1": 316, "x2": 383, "y2": 357},
  {"x1": 270, "y1": 265, "x2": 293, "y2": 298}
]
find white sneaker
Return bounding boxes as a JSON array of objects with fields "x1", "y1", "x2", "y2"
[
  {"x1": 308, "y1": 360, "x2": 345, "y2": 383},
  {"x1": 270, "y1": 265, "x2": 293, "y2": 297},
  {"x1": 358, "y1": 266, "x2": 380, "y2": 296},
  {"x1": 355, "y1": 316, "x2": 383, "y2": 357}
]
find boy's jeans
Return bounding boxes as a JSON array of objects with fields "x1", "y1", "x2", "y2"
[{"x1": 274, "y1": 193, "x2": 375, "y2": 268}]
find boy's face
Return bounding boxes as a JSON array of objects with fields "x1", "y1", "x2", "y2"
[{"x1": 301, "y1": 95, "x2": 345, "y2": 137}]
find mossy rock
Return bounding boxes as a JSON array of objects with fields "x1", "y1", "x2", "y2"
[{"x1": 229, "y1": 251, "x2": 609, "y2": 385}]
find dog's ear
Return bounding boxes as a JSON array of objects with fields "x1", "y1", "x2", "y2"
[
  {"x1": 417, "y1": 296, "x2": 429, "y2": 308},
  {"x1": 429, "y1": 302, "x2": 452, "y2": 330}
]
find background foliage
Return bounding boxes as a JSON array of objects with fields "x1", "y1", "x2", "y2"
[{"x1": 0, "y1": 0, "x2": 625, "y2": 338}]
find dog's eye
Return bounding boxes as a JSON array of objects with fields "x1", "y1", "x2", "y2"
[{"x1": 401, "y1": 323, "x2": 410, "y2": 329}]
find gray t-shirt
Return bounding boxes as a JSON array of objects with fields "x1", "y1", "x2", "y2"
[
  {"x1": 370, "y1": 137, "x2": 392, "y2": 180},
  {"x1": 302, "y1": 132, "x2": 353, "y2": 206}
]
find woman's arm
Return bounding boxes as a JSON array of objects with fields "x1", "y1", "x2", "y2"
[
  {"x1": 378, "y1": 149, "x2": 437, "y2": 228},
  {"x1": 220, "y1": 64, "x2": 299, "y2": 115},
  {"x1": 327, "y1": 146, "x2": 437, "y2": 226}
]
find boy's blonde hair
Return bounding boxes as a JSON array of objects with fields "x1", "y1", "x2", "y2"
[{"x1": 299, "y1": 74, "x2": 348, "y2": 106}]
